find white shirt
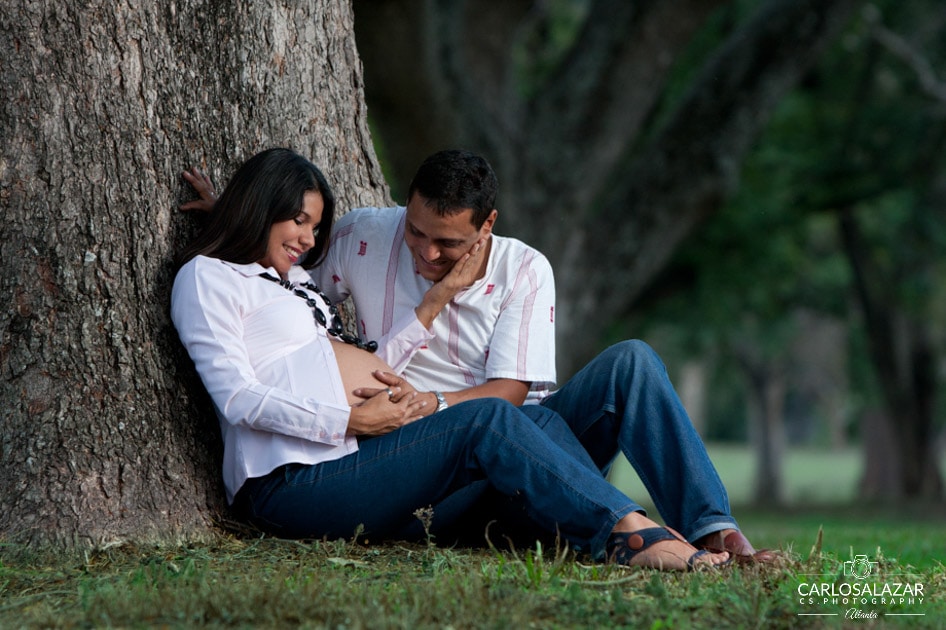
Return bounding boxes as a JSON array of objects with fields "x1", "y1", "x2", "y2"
[
  {"x1": 171, "y1": 256, "x2": 360, "y2": 503},
  {"x1": 313, "y1": 206, "x2": 557, "y2": 402}
]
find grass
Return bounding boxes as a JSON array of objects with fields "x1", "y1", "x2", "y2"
[{"x1": 1, "y1": 445, "x2": 944, "y2": 629}]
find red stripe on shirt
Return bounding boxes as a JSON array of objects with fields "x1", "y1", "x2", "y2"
[
  {"x1": 447, "y1": 303, "x2": 478, "y2": 386},
  {"x1": 500, "y1": 250, "x2": 538, "y2": 379},
  {"x1": 329, "y1": 222, "x2": 355, "y2": 246},
  {"x1": 381, "y1": 214, "x2": 405, "y2": 335}
]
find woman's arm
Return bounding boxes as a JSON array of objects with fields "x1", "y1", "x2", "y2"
[
  {"x1": 172, "y1": 258, "x2": 426, "y2": 440},
  {"x1": 370, "y1": 238, "x2": 488, "y2": 372}
]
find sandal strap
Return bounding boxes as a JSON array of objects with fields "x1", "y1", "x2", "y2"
[
  {"x1": 608, "y1": 526, "x2": 721, "y2": 571},
  {"x1": 687, "y1": 549, "x2": 712, "y2": 569},
  {"x1": 606, "y1": 526, "x2": 685, "y2": 565}
]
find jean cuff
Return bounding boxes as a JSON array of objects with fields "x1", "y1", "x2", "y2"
[{"x1": 686, "y1": 519, "x2": 740, "y2": 543}]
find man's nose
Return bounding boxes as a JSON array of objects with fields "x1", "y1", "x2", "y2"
[{"x1": 420, "y1": 242, "x2": 441, "y2": 261}]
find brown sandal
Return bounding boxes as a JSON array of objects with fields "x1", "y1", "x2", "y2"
[{"x1": 699, "y1": 530, "x2": 778, "y2": 564}]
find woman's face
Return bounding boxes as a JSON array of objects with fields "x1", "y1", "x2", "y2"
[{"x1": 258, "y1": 191, "x2": 324, "y2": 279}]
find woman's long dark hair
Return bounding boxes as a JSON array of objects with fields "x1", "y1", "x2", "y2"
[{"x1": 178, "y1": 148, "x2": 335, "y2": 269}]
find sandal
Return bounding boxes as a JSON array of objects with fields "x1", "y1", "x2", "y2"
[
  {"x1": 697, "y1": 530, "x2": 778, "y2": 565},
  {"x1": 607, "y1": 526, "x2": 726, "y2": 571}
]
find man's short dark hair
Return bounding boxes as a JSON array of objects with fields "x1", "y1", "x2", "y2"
[{"x1": 407, "y1": 149, "x2": 498, "y2": 228}]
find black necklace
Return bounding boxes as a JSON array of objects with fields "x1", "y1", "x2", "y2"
[{"x1": 259, "y1": 272, "x2": 378, "y2": 353}]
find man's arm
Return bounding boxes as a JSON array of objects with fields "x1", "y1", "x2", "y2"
[
  {"x1": 438, "y1": 378, "x2": 531, "y2": 407},
  {"x1": 355, "y1": 373, "x2": 531, "y2": 412},
  {"x1": 355, "y1": 235, "x2": 489, "y2": 374}
]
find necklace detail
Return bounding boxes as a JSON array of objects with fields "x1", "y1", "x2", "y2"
[{"x1": 259, "y1": 272, "x2": 378, "y2": 353}]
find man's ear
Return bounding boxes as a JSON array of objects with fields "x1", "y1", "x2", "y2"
[{"x1": 480, "y1": 209, "x2": 498, "y2": 235}]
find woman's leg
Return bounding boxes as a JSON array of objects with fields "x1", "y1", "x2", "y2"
[
  {"x1": 240, "y1": 399, "x2": 639, "y2": 558},
  {"x1": 540, "y1": 340, "x2": 738, "y2": 541}
]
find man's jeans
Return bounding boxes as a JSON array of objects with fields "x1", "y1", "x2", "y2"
[
  {"x1": 237, "y1": 398, "x2": 637, "y2": 559},
  {"x1": 541, "y1": 340, "x2": 738, "y2": 541}
]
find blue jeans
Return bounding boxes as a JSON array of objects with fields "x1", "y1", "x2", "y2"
[
  {"x1": 540, "y1": 340, "x2": 738, "y2": 541},
  {"x1": 237, "y1": 398, "x2": 637, "y2": 559}
]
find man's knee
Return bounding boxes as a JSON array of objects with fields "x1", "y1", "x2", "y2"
[
  {"x1": 601, "y1": 339, "x2": 663, "y2": 372},
  {"x1": 456, "y1": 397, "x2": 531, "y2": 433},
  {"x1": 517, "y1": 403, "x2": 563, "y2": 428}
]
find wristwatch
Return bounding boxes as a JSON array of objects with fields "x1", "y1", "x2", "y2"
[{"x1": 433, "y1": 391, "x2": 449, "y2": 413}]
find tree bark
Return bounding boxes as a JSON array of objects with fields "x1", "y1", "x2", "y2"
[{"x1": 0, "y1": 0, "x2": 387, "y2": 547}]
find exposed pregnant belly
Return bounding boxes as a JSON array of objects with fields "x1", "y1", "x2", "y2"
[{"x1": 331, "y1": 340, "x2": 395, "y2": 405}]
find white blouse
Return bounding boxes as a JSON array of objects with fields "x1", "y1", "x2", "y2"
[{"x1": 171, "y1": 255, "x2": 359, "y2": 503}]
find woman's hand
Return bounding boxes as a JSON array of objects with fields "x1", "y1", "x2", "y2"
[
  {"x1": 180, "y1": 167, "x2": 218, "y2": 212},
  {"x1": 353, "y1": 371, "x2": 418, "y2": 402},
  {"x1": 346, "y1": 385, "x2": 427, "y2": 437},
  {"x1": 352, "y1": 371, "x2": 437, "y2": 420}
]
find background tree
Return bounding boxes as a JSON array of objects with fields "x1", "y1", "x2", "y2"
[
  {"x1": 354, "y1": 0, "x2": 861, "y2": 374},
  {"x1": 812, "y1": 2, "x2": 946, "y2": 499},
  {"x1": 630, "y1": 0, "x2": 946, "y2": 500},
  {"x1": 0, "y1": 0, "x2": 388, "y2": 546}
]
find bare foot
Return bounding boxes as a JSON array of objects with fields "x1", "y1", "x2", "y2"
[{"x1": 610, "y1": 513, "x2": 730, "y2": 571}]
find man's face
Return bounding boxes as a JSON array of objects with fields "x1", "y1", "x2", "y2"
[{"x1": 404, "y1": 193, "x2": 496, "y2": 282}]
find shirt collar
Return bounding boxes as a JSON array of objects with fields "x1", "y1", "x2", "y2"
[
  {"x1": 220, "y1": 259, "x2": 309, "y2": 282},
  {"x1": 220, "y1": 260, "x2": 268, "y2": 277}
]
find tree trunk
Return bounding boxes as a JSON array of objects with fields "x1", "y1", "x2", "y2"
[
  {"x1": 0, "y1": 0, "x2": 387, "y2": 547},
  {"x1": 838, "y1": 208, "x2": 943, "y2": 499},
  {"x1": 858, "y1": 409, "x2": 902, "y2": 500},
  {"x1": 738, "y1": 355, "x2": 787, "y2": 505},
  {"x1": 678, "y1": 360, "x2": 708, "y2": 437}
]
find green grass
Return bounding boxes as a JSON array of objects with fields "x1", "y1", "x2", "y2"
[{"x1": 1, "y1": 446, "x2": 944, "y2": 629}]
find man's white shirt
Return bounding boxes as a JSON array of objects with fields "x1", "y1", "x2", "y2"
[{"x1": 313, "y1": 207, "x2": 557, "y2": 402}]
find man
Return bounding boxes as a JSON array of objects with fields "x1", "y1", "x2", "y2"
[
  {"x1": 183, "y1": 150, "x2": 772, "y2": 563},
  {"x1": 311, "y1": 150, "x2": 771, "y2": 563}
]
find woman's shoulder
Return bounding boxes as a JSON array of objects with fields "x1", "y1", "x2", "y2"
[
  {"x1": 172, "y1": 256, "x2": 248, "y2": 302},
  {"x1": 178, "y1": 255, "x2": 262, "y2": 281},
  {"x1": 171, "y1": 256, "x2": 256, "y2": 325},
  {"x1": 175, "y1": 255, "x2": 224, "y2": 285}
]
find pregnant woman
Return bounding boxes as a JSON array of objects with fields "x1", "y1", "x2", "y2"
[{"x1": 171, "y1": 148, "x2": 729, "y2": 571}]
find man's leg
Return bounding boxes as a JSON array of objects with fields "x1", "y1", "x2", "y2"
[
  {"x1": 398, "y1": 404, "x2": 605, "y2": 548},
  {"x1": 540, "y1": 340, "x2": 737, "y2": 541}
]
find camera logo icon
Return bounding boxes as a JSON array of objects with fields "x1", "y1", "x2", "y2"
[{"x1": 843, "y1": 555, "x2": 877, "y2": 580}]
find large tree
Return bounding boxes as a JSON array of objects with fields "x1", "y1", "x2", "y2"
[
  {"x1": 0, "y1": 1, "x2": 388, "y2": 546},
  {"x1": 354, "y1": 0, "x2": 861, "y2": 374}
]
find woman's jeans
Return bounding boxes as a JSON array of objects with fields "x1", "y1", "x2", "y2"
[
  {"x1": 237, "y1": 399, "x2": 637, "y2": 559},
  {"x1": 540, "y1": 340, "x2": 738, "y2": 541}
]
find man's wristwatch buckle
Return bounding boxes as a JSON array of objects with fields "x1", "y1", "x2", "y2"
[{"x1": 433, "y1": 391, "x2": 449, "y2": 413}]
